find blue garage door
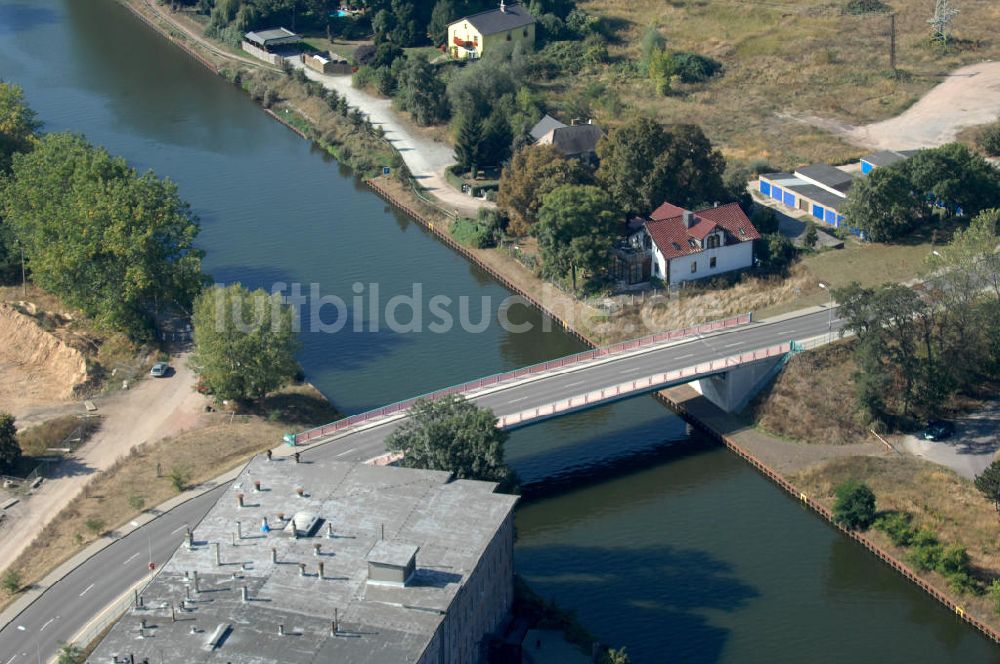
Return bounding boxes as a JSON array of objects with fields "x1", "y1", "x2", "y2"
[
  {"x1": 783, "y1": 191, "x2": 795, "y2": 207},
  {"x1": 811, "y1": 204, "x2": 825, "y2": 220},
  {"x1": 772, "y1": 186, "x2": 783, "y2": 201},
  {"x1": 824, "y1": 209, "x2": 837, "y2": 226},
  {"x1": 759, "y1": 180, "x2": 771, "y2": 196},
  {"x1": 861, "y1": 161, "x2": 873, "y2": 174}
]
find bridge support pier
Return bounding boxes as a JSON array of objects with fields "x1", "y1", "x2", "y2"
[{"x1": 691, "y1": 354, "x2": 788, "y2": 414}]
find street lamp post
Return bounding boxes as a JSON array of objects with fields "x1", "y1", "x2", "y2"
[{"x1": 818, "y1": 282, "x2": 833, "y2": 343}]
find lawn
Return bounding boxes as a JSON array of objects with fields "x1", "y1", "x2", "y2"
[{"x1": 571, "y1": 0, "x2": 1000, "y2": 167}]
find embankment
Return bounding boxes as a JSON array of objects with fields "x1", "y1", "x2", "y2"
[{"x1": 0, "y1": 303, "x2": 89, "y2": 417}]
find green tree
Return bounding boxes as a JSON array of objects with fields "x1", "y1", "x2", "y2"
[
  {"x1": 0, "y1": 412, "x2": 20, "y2": 474},
  {"x1": 55, "y1": 644, "x2": 85, "y2": 664},
  {"x1": 2, "y1": 133, "x2": 205, "y2": 339},
  {"x1": 842, "y1": 165, "x2": 925, "y2": 242},
  {"x1": 902, "y1": 144, "x2": 1000, "y2": 218},
  {"x1": 803, "y1": 223, "x2": 818, "y2": 248},
  {"x1": 453, "y1": 112, "x2": 483, "y2": 174},
  {"x1": 534, "y1": 184, "x2": 618, "y2": 289},
  {"x1": 596, "y1": 119, "x2": 727, "y2": 216},
  {"x1": 647, "y1": 48, "x2": 675, "y2": 96},
  {"x1": 397, "y1": 55, "x2": 449, "y2": 126},
  {"x1": 755, "y1": 233, "x2": 797, "y2": 275},
  {"x1": 385, "y1": 394, "x2": 515, "y2": 489},
  {"x1": 479, "y1": 112, "x2": 513, "y2": 169},
  {"x1": 189, "y1": 284, "x2": 302, "y2": 402},
  {"x1": 498, "y1": 144, "x2": 592, "y2": 236},
  {"x1": 832, "y1": 479, "x2": 876, "y2": 530},
  {"x1": 975, "y1": 460, "x2": 1000, "y2": 513},
  {"x1": 428, "y1": 0, "x2": 457, "y2": 44},
  {"x1": 0, "y1": 81, "x2": 39, "y2": 173},
  {"x1": 979, "y1": 120, "x2": 1000, "y2": 157}
]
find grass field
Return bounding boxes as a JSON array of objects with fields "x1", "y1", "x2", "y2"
[{"x1": 570, "y1": 0, "x2": 1000, "y2": 167}]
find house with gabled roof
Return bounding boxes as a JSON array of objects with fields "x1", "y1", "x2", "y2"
[
  {"x1": 447, "y1": 2, "x2": 536, "y2": 60},
  {"x1": 637, "y1": 202, "x2": 760, "y2": 285}
]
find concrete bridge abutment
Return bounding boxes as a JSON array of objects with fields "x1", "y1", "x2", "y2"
[{"x1": 691, "y1": 353, "x2": 788, "y2": 414}]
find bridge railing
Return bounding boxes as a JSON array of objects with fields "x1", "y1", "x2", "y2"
[
  {"x1": 496, "y1": 341, "x2": 792, "y2": 428},
  {"x1": 294, "y1": 312, "x2": 752, "y2": 444}
]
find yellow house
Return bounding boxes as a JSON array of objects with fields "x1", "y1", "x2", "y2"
[{"x1": 447, "y1": 2, "x2": 536, "y2": 60}]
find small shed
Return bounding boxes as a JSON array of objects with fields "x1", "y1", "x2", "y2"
[
  {"x1": 244, "y1": 27, "x2": 302, "y2": 51},
  {"x1": 302, "y1": 52, "x2": 352, "y2": 75}
]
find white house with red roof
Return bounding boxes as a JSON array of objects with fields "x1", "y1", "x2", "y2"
[{"x1": 637, "y1": 202, "x2": 760, "y2": 285}]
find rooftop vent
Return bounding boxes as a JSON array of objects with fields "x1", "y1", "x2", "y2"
[{"x1": 366, "y1": 541, "x2": 418, "y2": 587}]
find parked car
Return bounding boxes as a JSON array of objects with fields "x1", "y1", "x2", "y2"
[
  {"x1": 920, "y1": 419, "x2": 955, "y2": 441},
  {"x1": 150, "y1": 362, "x2": 170, "y2": 378}
]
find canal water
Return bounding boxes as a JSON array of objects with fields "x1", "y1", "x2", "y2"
[{"x1": 0, "y1": 1, "x2": 996, "y2": 661}]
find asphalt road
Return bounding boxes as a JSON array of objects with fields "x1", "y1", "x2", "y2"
[{"x1": 0, "y1": 308, "x2": 842, "y2": 662}]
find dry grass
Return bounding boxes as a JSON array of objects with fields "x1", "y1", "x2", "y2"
[
  {"x1": 16, "y1": 415, "x2": 101, "y2": 458},
  {"x1": 574, "y1": 0, "x2": 1000, "y2": 166},
  {"x1": 791, "y1": 455, "x2": 1000, "y2": 629},
  {"x1": 751, "y1": 340, "x2": 869, "y2": 445},
  {"x1": 0, "y1": 418, "x2": 286, "y2": 607}
]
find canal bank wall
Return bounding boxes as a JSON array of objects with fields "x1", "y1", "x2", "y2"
[{"x1": 659, "y1": 385, "x2": 1000, "y2": 647}]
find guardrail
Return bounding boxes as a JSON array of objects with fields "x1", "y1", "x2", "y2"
[
  {"x1": 61, "y1": 574, "x2": 155, "y2": 660},
  {"x1": 294, "y1": 312, "x2": 752, "y2": 444},
  {"x1": 497, "y1": 341, "x2": 792, "y2": 428}
]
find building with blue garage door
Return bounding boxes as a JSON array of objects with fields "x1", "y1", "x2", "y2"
[
  {"x1": 859, "y1": 149, "x2": 919, "y2": 174},
  {"x1": 758, "y1": 164, "x2": 856, "y2": 233}
]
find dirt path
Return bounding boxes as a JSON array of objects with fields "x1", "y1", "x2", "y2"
[
  {"x1": 799, "y1": 61, "x2": 1000, "y2": 150},
  {"x1": 0, "y1": 355, "x2": 208, "y2": 574}
]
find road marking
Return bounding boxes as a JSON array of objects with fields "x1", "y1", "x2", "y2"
[
  {"x1": 5, "y1": 655, "x2": 17, "y2": 664},
  {"x1": 123, "y1": 552, "x2": 140, "y2": 565},
  {"x1": 507, "y1": 395, "x2": 529, "y2": 404},
  {"x1": 336, "y1": 448, "x2": 357, "y2": 458},
  {"x1": 39, "y1": 617, "x2": 55, "y2": 632},
  {"x1": 619, "y1": 368, "x2": 636, "y2": 374},
  {"x1": 724, "y1": 342, "x2": 741, "y2": 348},
  {"x1": 170, "y1": 524, "x2": 188, "y2": 535},
  {"x1": 564, "y1": 380, "x2": 583, "y2": 387},
  {"x1": 676, "y1": 353, "x2": 694, "y2": 359},
  {"x1": 79, "y1": 583, "x2": 95, "y2": 597}
]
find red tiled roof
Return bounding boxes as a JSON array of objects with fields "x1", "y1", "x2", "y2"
[
  {"x1": 649, "y1": 202, "x2": 687, "y2": 221},
  {"x1": 644, "y1": 203, "x2": 759, "y2": 261}
]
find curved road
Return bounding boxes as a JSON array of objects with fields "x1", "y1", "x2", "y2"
[{"x1": 0, "y1": 308, "x2": 842, "y2": 662}]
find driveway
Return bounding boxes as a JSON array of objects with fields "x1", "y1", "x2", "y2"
[
  {"x1": 897, "y1": 401, "x2": 1000, "y2": 480},
  {"x1": 0, "y1": 354, "x2": 208, "y2": 574},
  {"x1": 294, "y1": 63, "x2": 494, "y2": 217}
]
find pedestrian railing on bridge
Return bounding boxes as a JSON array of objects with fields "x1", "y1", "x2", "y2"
[
  {"x1": 294, "y1": 312, "x2": 752, "y2": 444},
  {"x1": 496, "y1": 341, "x2": 793, "y2": 428}
]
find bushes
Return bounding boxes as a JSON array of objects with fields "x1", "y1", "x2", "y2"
[
  {"x1": 832, "y1": 479, "x2": 876, "y2": 530},
  {"x1": 843, "y1": 0, "x2": 892, "y2": 15},
  {"x1": 875, "y1": 511, "x2": 983, "y2": 595},
  {"x1": 449, "y1": 208, "x2": 502, "y2": 249},
  {"x1": 978, "y1": 120, "x2": 1000, "y2": 157},
  {"x1": 670, "y1": 51, "x2": 723, "y2": 83},
  {"x1": 874, "y1": 511, "x2": 916, "y2": 546}
]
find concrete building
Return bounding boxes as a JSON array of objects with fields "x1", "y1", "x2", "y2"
[
  {"x1": 241, "y1": 27, "x2": 302, "y2": 66},
  {"x1": 859, "y1": 148, "x2": 919, "y2": 174},
  {"x1": 302, "y1": 51, "x2": 352, "y2": 75},
  {"x1": 88, "y1": 458, "x2": 518, "y2": 664},
  {"x1": 637, "y1": 202, "x2": 760, "y2": 285},
  {"x1": 448, "y1": 2, "x2": 536, "y2": 60}
]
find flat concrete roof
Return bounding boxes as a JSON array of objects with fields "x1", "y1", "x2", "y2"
[
  {"x1": 245, "y1": 28, "x2": 301, "y2": 47},
  {"x1": 88, "y1": 458, "x2": 518, "y2": 664},
  {"x1": 861, "y1": 149, "x2": 919, "y2": 168},
  {"x1": 793, "y1": 164, "x2": 855, "y2": 193}
]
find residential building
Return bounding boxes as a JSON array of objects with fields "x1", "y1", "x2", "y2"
[
  {"x1": 532, "y1": 118, "x2": 603, "y2": 165},
  {"x1": 88, "y1": 458, "x2": 518, "y2": 664},
  {"x1": 637, "y1": 202, "x2": 760, "y2": 285},
  {"x1": 448, "y1": 2, "x2": 536, "y2": 60}
]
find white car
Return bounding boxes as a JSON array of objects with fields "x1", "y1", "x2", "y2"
[{"x1": 150, "y1": 362, "x2": 170, "y2": 378}]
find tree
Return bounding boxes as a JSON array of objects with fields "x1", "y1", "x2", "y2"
[
  {"x1": 479, "y1": 112, "x2": 513, "y2": 169},
  {"x1": 803, "y1": 223, "x2": 818, "y2": 248},
  {"x1": 189, "y1": 284, "x2": 302, "y2": 402},
  {"x1": 453, "y1": 112, "x2": 483, "y2": 174},
  {"x1": 975, "y1": 461, "x2": 1000, "y2": 513},
  {"x1": 2, "y1": 133, "x2": 205, "y2": 339},
  {"x1": 0, "y1": 81, "x2": 39, "y2": 173},
  {"x1": 596, "y1": 119, "x2": 727, "y2": 216},
  {"x1": 498, "y1": 145, "x2": 593, "y2": 236},
  {"x1": 0, "y1": 412, "x2": 20, "y2": 474},
  {"x1": 1, "y1": 569, "x2": 21, "y2": 594},
  {"x1": 979, "y1": 120, "x2": 1000, "y2": 157},
  {"x1": 56, "y1": 644, "x2": 85, "y2": 664},
  {"x1": 755, "y1": 233, "x2": 796, "y2": 275},
  {"x1": 902, "y1": 144, "x2": 1000, "y2": 217},
  {"x1": 928, "y1": 0, "x2": 959, "y2": 43},
  {"x1": 396, "y1": 55, "x2": 448, "y2": 126},
  {"x1": 534, "y1": 184, "x2": 618, "y2": 289},
  {"x1": 385, "y1": 395, "x2": 515, "y2": 489},
  {"x1": 832, "y1": 479, "x2": 876, "y2": 530},
  {"x1": 428, "y1": 0, "x2": 457, "y2": 44},
  {"x1": 842, "y1": 166, "x2": 925, "y2": 242}
]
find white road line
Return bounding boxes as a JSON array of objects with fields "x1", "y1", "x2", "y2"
[
  {"x1": 507, "y1": 395, "x2": 529, "y2": 404},
  {"x1": 39, "y1": 618, "x2": 55, "y2": 632},
  {"x1": 724, "y1": 342, "x2": 741, "y2": 348},
  {"x1": 79, "y1": 583, "x2": 94, "y2": 597},
  {"x1": 170, "y1": 524, "x2": 188, "y2": 535},
  {"x1": 336, "y1": 448, "x2": 357, "y2": 457},
  {"x1": 6, "y1": 655, "x2": 17, "y2": 664},
  {"x1": 564, "y1": 380, "x2": 583, "y2": 387},
  {"x1": 123, "y1": 552, "x2": 140, "y2": 565},
  {"x1": 619, "y1": 368, "x2": 636, "y2": 374},
  {"x1": 676, "y1": 353, "x2": 694, "y2": 359}
]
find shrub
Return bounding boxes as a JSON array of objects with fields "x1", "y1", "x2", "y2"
[
  {"x1": 832, "y1": 479, "x2": 876, "y2": 530},
  {"x1": 1, "y1": 569, "x2": 21, "y2": 594},
  {"x1": 989, "y1": 579, "x2": 1000, "y2": 614},
  {"x1": 84, "y1": 518, "x2": 106, "y2": 535},
  {"x1": 128, "y1": 494, "x2": 146, "y2": 512},
  {"x1": 874, "y1": 511, "x2": 917, "y2": 546},
  {"x1": 979, "y1": 121, "x2": 1000, "y2": 157},
  {"x1": 450, "y1": 215, "x2": 497, "y2": 249},
  {"x1": 804, "y1": 223, "x2": 819, "y2": 248},
  {"x1": 169, "y1": 467, "x2": 190, "y2": 493},
  {"x1": 843, "y1": 0, "x2": 892, "y2": 15},
  {"x1": 751, "y1": 207, "x2": 779, "y2": 235},
  {"x1": 670, "y1": 52, "x2": 723, "y2": 83},
  {"x1": 906, "y1": 529, "x2": 943, "y2": 571}
]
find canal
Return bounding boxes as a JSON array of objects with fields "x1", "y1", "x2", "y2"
[{"x1": 0, "y1": 1, "x2": 996, "y2": 661}]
